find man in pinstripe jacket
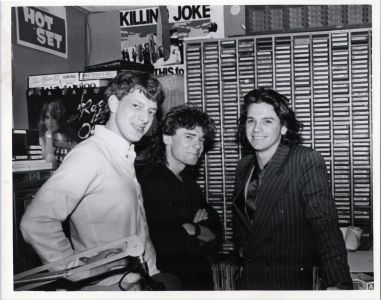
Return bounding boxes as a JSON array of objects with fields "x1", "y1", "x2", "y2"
[{"x1": 232, "y1": 88, "x2": 353, "y2": 290}]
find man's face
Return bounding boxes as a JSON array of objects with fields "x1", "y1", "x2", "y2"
[
  {"x1": 165, "y1": 126, "x2": 205, "y2": 171},
  {"x1": 245, "y1": 102, "x2": 287, "y2": 156},
  {"x1": 114, "y1": 89, "x2": 157, "y2": 143}
]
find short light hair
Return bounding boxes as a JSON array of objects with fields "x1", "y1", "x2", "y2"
[{"x1": 100, "y1": 70, "x2": 165, "y2": 122}]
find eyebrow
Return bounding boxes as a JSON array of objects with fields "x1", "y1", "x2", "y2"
[
  {"x1": 247, "y1": 116, "x2": 275, "y2": 120},
  {"x1": 184, "y1": 132, "x2": 197, "y2": 136},
  {"x1": 133, "y1": 99, "x2": 157, "y2": 110},
  {"x1": 183, "y1": 131, "x2": 205, "y2": 138}
]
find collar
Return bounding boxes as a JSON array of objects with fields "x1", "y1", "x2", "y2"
[
  {"x1": 266, "y1": 143, "x2": 290, "y2": 172},
  {"x1": 233, "y1": 143, "x2": 291, "y2": 231},
  {"x1": 253, "y1": 154, "x2": 269, "y2": 172},
  {"x1": 152, "y1": 163, "x2": 186, "y2": 182},
  {"x1": 93, "y1": 125, "x2": 136, "y2": 162}
]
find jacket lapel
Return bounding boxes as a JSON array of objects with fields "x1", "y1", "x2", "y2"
[
  {"x1": 247, "y1": 144, "x2": 291, "y2": 237},
  {"x1": 232, "y1": 155, "x2": 255, "y2": 230}
]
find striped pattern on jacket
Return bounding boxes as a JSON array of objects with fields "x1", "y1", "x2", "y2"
[{"x1": 233, "y1": 144, "x2": 353, "y2": 290}]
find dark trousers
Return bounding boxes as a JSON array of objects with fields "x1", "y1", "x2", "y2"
[{"x1": 237, "y1": 261, "x2": 314, "y2": 290}]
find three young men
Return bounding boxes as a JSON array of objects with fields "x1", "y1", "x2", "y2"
[{"x1": 21, "y1": 72, "x2": 352, "y2": 291}]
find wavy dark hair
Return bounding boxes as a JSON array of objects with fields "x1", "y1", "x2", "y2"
[
  {"x1": 100, "y1": 70, "x2": 165, "y2": 122},
  {"x1": 238, "y1": 88, "x2": 302, "y2": 148},
  {"x1": 38, "y1": 98, "x2": 67, "y2": 136},
  {"x1": 148, "y1": 104, "x2": 216, "y2": 166}
]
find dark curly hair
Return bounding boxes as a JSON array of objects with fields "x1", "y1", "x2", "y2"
[
  {"x1": 100, "y1": 70, "x2": 165, "y2": 122},
  {"x1": 148, "y1": 104, "x2": 216, "y2": 166},
  {"x1": 238, "y1": 88, "x2": 302, "y2": 149}
]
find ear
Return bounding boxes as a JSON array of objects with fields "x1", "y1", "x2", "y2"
[
  {"x1": 281, "y1": 125, "x2": 288, "y2": 135},
  {"x1": 108, "y1": 95, "x2": 119, "y2": 113},
  {"x1": 163, "y1": 134, "x2": 172, "y2": 146}
]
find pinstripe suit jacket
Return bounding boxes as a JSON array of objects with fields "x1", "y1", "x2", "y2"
[{"x1": 232, "y1": 144, "x2": 352, "y2": 290}]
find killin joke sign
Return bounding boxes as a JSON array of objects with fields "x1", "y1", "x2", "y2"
[
  {"x1": 120, "y1": 6, "x2": 224, "y2": 75},
  {"x1": 16, "y1": 7, "x2": 68, "y2": 58}
]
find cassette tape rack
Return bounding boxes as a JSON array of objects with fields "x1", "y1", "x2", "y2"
[{"x1": 185, "y1": 28, "x2": 372, "y2": 254}]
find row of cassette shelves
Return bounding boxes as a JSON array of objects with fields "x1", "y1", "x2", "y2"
[
  {"x1": 187, "y1": 83, "x2": 370, "y2": 113},
  {"x1": 189, "y1": 94, "x2": 370, "y2": 118},
  {"x1": 187, "y1": 65, "x2": 370, "y2": 147},
  {"x1": 187, "y1": 40, "x2": 370, "y2": 66},
  {"x1": 187, "y1": 65, "x2": 369, "y2": 100},
  {"x1": 185, "y1": 30, "x2": 371, "y2": 102},
  {"x1": 190, "y1": 97, "x2": 370, "y2": 119},
  {"x1": 246, "y1": 5, "x2": 371, "y2": 33}
]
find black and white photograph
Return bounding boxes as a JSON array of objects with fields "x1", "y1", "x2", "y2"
[{"x1": 1, "y1": 1, "x2": 379, "y2": 300}]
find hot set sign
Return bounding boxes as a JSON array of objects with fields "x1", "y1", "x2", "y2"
[{"x1": 16, "y1": 7, "x2": 68, "y2": 58}]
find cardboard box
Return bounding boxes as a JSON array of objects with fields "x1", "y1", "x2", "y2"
[{"x1": 351, "y1": 272, "x2": 374, "y2": 290}]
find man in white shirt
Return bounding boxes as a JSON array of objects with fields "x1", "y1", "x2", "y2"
[{"x1": 20, "y1": 71, "x2": 165, "y2": 290}]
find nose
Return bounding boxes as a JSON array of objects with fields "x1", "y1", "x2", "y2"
[
  {"x1": 192, "y1": 139, "x2": 203, "y2": 150},
  {"x1": 139, "y1": 110, "x2": 150, "y2": 123},
  {"x1": 253, "y1": 122, "x2": 263, "y2": 132}
]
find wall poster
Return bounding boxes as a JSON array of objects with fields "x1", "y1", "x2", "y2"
[
  {"x1": 15, "y1": 6, "x2": 68, "y2": 58},
  {"x1": 120, "y1": 5, "x2": 224, "y2": 76}
]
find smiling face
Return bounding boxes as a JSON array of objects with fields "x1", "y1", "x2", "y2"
[
  {"x1": 44, "y1": 112, "x2": 59, "y2": 134},
  {"x1": 111, "y1": 89, "x2": 157, "y2": 143},
  {"x1": 246, "y1": 102, "x2": 287, "y2": 161},
  {"x1": 164, "y1": 126, "x2": 205, "y2": 175}
]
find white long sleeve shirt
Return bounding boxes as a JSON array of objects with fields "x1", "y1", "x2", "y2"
[{"x1": 21, "y1": 125, "x2": 158, "y2": 286}]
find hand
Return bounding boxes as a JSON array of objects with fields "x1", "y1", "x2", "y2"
[
  {"x1": 77, "y1": 248, "x2": 129, "y2": 279},
  {"x1": 45, "y1": 131, "x2": 53, "y2": 138},
  {"x1": 182, "y1": 223, "x2": 196, "y2": 235},
  {"x1": 326, "y1": 286, "x2": 341, "y2": 290},
  {"x1": 197, "y1": 225, "x2": 216, "y2": 242},
  {"x1": 53, "y1": 132, "x2": 64, "y2": 147},
  {"x1": 193, "y1": 208, "x2": 208, "y2": 223},
  {"x1": 119, "y1": 272, "x2": 142, "y2": 291}
]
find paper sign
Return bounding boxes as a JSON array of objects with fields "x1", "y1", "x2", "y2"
[{"x1": 16, "y1": 6, "x2": 68, "y2": 58}]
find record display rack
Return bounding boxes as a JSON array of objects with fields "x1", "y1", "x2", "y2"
[{"x1": 184, "y1": 28, "x2": 372, "y2": 254}]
